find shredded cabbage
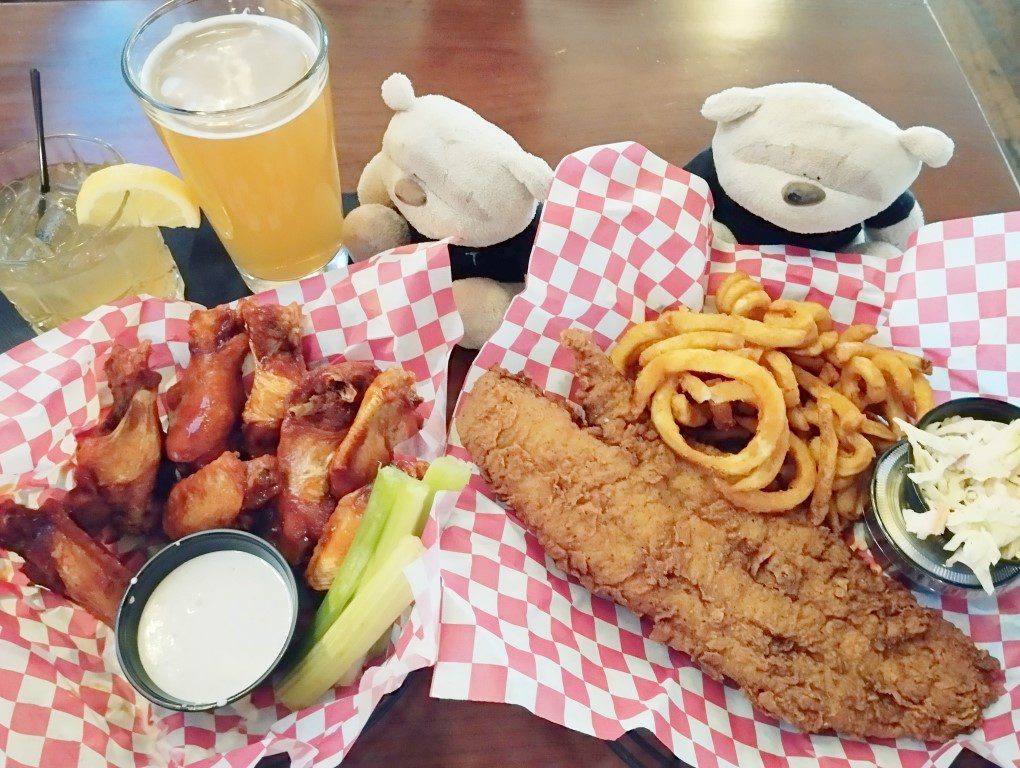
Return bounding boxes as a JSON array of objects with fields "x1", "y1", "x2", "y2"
[{"x1": 895, "y1": 415, "x2": 1020, "y2": 594}]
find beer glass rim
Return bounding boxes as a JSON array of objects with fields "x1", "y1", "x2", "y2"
[
  {"x1": 0, "y1": 133, "x2": 129, "y2": 265},
  {"x1": 121, "y1": 0, "x2": 329, "y2": 119}
]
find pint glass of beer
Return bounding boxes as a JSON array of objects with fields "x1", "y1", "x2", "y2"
[{"x1": 122, "y1": 0, "x2": 344, "y2": 290}]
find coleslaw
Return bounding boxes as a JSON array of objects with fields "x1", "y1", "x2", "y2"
[{"x1": 895, "y1": 415, "x2": 1020, "y2": 593}]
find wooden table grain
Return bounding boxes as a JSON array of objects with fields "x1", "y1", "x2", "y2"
[{"x1": 0, "y1": 1, "x2": 1013, "y2": 767}]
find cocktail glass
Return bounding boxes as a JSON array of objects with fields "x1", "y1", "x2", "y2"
[{"x1": 0, "y1": 134, "x2": 184, "y2": 333}]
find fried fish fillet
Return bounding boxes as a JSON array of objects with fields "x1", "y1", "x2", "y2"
[{"x1": 456, "y1": 330, "x2": 1001, "y2": 741}]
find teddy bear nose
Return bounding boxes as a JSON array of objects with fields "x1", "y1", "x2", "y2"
[{"x1": 782, "y1": 181, "x2": 826, "y2": 206}]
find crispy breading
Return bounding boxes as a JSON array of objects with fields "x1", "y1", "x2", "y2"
[{"x1": 456, "y1": 331, "x2": 1001, "y2": 741}]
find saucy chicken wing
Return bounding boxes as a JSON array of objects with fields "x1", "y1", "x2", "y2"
[
  {"x1": 73, "y1": 341, "x2": 163, "y2": 534},
  {"x1": 163, "y1": 452, "x2": 281, "y2": 540},
  {"x1": 166, "y1": 306, "x2": 249, "y2": 468},
  {"x1": 305, "y1": 484, "x2": 370, "y2": 590},
  {"x1": 0, "y1": 498, "x2": 132, "y2": 626},
  {"x1": 240, "y1": 299, "x2": 306, "y2": 456},
  {"x1": 272, "y1": 361, "x2": 379, "y2": 564},
  {"x1": 307, "y1": 455, "x2": 429, "y2": 590},
  {"x1": 328, "y1": 367, "x2": 423, "y2": 499}
]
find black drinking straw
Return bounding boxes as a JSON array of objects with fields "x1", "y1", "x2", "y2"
[{"x1": 30, "y1": 68, "x2": 49, "y2": 218}]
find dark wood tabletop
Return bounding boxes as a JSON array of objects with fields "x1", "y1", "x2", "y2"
[{"x1": 0, "y1": 1, "x2": 1015, "y2": 766}]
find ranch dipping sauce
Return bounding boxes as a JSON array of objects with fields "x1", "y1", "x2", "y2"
[{"x1": 137, "y1": 550, "x2": 293, "y2": 704}]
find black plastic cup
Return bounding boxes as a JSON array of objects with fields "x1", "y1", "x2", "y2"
[
  {"x1": 867, "y1": 441, "x2": 1020, "y2": 594},
  {"x1": 115, "y1": 529, "x2": 299, "y2": 711}
]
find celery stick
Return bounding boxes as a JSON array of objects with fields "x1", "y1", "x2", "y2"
[
  {"x1": 362, "y1": 478, "x2": 427, "y2": 585},
  {"x1": 337, "y1": 654, "x2": 366, "y2": 688},
  {"x1": 278, "y1": 535, "x2": 424, "y2": 709},
  {"x1": 366, "y1": 629, "x2": 391, "y2": 660},
  {"x1": 415, "y1": 456, "x2": 473, "y2": 535},
  {"x1": 359, "y1": 458, "x2": 472, "y2": 657},
  {"x1": 306, "y1": 467, "x2": 405, "y2": 646}
]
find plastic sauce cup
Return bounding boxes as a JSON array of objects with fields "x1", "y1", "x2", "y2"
[
  {"x1": 864, "y1": 396, "x2": 1020, "y2": 595},
  {"x1": 115, "y1": 529, "x2": 298, "y2": 711}
]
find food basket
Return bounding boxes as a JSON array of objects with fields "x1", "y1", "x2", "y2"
[
  {"x1": 434, "y1": 143, "x2": 1020, "y2": 768},
  {"x1": 0, "y1": 242, "x2": 462, "y2": 768}
]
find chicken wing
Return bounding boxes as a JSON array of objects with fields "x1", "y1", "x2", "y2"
[
  {"x1": 166, "y1": 306, "x2": 249, "y2": 468},
  {"x1": 456, "y1": 331, "x2": 1002, "y2": 741},
  {"x1": 0, "y1": 499, "x2": 131, "y2": 627},
  {"x1": 272, "y1": 361, "x2": 379, "y2": 564},
  {"x1": 308, "y1": 454, "x2": 429, "y2": 590},
  {"x1": 163, "y1": 452, "x2": 281, "y2": 540},
  {"x1": 73, "y1": 341, "x2": 163, "y2": 534},
  {"x1": 328, "y1": 367, "x2": 423, "y2": 499},
  {"x1": 239, "y1": 299, "x2": 306, "y2": 456},
  {"x1": 305, "y1": 484, "x2": 371, "y2": 590}
]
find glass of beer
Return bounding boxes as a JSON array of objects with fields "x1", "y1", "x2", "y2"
[{"x1": 122, "y1": 0, "x2": 344, "y2": 291}]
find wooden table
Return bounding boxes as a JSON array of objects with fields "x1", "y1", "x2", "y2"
[{"x1": 0, "y1": 1, "x2": 1015, "y2": 766}]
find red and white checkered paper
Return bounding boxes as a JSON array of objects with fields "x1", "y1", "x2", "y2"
[
  {"x1": 0, "y1": 242, "x2": 463, "y2": 768},
  {"x1": 434, "y1": 143, "x2": 1020, "y2": 768}
]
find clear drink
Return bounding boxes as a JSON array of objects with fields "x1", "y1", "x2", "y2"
[
  {"x1": 123, "y1": 0, "x2": 344, "y2": 291},
  {"x1": 0, "y1": 135, "x2": 184, "y2": 333}
]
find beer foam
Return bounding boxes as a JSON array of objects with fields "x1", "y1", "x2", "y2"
[{"x1": 140, "y1": 14, "x2": 323, "y2": 138}]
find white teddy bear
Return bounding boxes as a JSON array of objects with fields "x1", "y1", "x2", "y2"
[
  {"x1": 343, "y1": 74, "x2": 553, "y2": 348},
  {"x1": 685, "y1": 83, "x2": 955, "y2": 256}
]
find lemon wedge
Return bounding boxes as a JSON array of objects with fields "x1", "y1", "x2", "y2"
[{"x1": 76, "y1": 163, "x2": 201, "y2": 229}]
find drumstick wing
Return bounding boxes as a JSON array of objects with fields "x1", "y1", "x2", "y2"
[
  {"x1": 240, "y1": 299, "x2": 307, "y2": 456},
  {"x1": 0, "y1": 499, "x2": 131, "y2": 627},
  {"x1": 271, "y1": 361, "x2": 379, "y2": 564},
  {"x1": 327, "y1": 367, "x2": 423, "y2": 499},
  {"x1": 166, "y1": 306, "x2": 249, "y2": 468},
  {"x1": 456, "y1": 331, "x2": 1001, "y2": 741},
  {"x1": 73, "y1": 342, "x2": 163, "y2": 534}
]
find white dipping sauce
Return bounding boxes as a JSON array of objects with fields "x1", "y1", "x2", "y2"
[{"x1": 137, "y1": 550, "x2": 293, "y2": 704}]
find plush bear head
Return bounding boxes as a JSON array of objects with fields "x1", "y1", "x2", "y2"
[
  {"x1": 703, "y1": 82, "x2": 954, "y2": 235},
  {"x1": 368, "y1": 74, "x2": 553, "y2": 247}
]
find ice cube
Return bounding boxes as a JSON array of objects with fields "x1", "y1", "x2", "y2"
[
  {"x1": 0, "y1": 183, "x2": 42, "y2": 248},
  {"x1": 36, "y1": 191, "x2": 83, "y2": 248},
  {"x1": 49, "y1": 160, "x2": 91, "y2": 192},
  {"x1": 5, "y1": 233, "x2": 51, "y2": 265}
]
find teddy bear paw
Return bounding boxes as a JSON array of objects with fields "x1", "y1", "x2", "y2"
[
  {"x1": 342, "y1": 204, "x2": 413, "y2": 262},
  {"x1": 453, "y1": 278, "x2": 520, "y2": 349}
]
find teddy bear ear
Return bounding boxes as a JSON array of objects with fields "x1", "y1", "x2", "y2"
[
  {"x1": 381, "y1": 73, "x2": 416, "y2": 112},
  {"x1": 507, "y1": 152, "x2": 555, "y2": 201},
  {"x1": 700, "y1": 87, "x2": 763, "y2": 123},
  {"x1": 899, "y1": 126, "x2": 954, "y2": 168}
]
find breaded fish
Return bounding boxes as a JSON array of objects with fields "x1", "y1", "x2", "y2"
[{"x1": 456, "y1": 330, "x2": 1001, "y2": 741}]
